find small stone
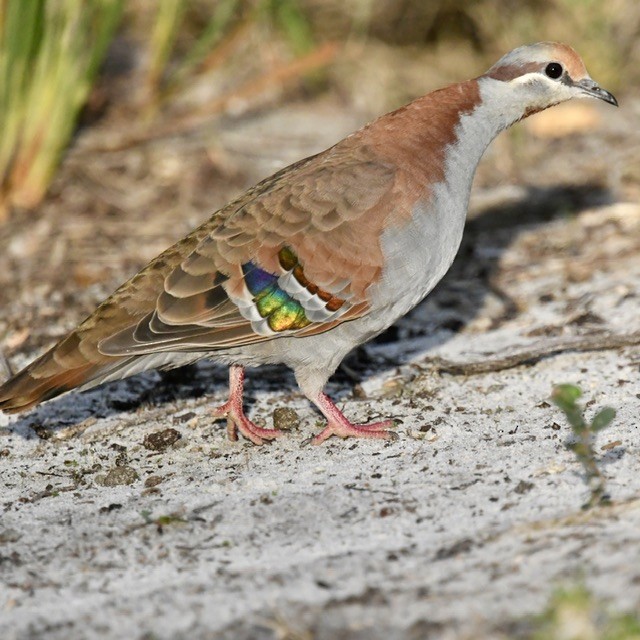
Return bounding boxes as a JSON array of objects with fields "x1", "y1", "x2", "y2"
[
  {"x1": 173, "y1": 412, "x2": 196, "y2": 424},
  {"x1": 514, "y1": 480, "x2": 535, "y2": 495},
  {"x1": 381, "y1": 378, "x2": 403, "y2": 398},
  {"x1": 33, "y1": 425, "x2": 52, "y2": 440},
  {"x1": 272, "y1": 407, "x2": 300, "y2": 431},
  {"x1": 114, "y1": 452, "x2": 128, "y2": 467},
  {"x1": 144, "y1": 475, "x2": 163, "y2": 488},
  {"x1": 352, "y1": 384, "x2": 367, "y2": 399},
  {"x1": 0, "y1": 528, "x2": 20, "y2": 543},
  {"x1": 435, "y1": 538, "x2": 473, "y2": 560},
  {"x1": 99, "y1": 503, "x2": 122, "y2": 513},
  {"x1": 97, "y1": 466, "x2": 139, "y2": 487},
  {"x1": 143, "y1": 428, "x2": 182, "y2": 451}
]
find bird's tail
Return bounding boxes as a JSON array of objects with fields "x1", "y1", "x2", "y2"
[{"x1": 0, "y1": 332, "x2": 131, "y2": 414}]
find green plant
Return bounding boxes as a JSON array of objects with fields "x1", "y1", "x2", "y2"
[
  {"x1": 141, "y1": 0, "x2": 242, "y2": 105},
  {"x1": 0, "y1": 0, "x2": 124, "y2": 218},
  {"x1": 140, "y1": 0, "x2": 315, "y2": 107},
  {"x1": 143, "y1": 0, "x2": 187, "y2": 100},
  {"x1": 551, "y1": 384, "x2": 616, "y2": 509},
  {"x1": 259, "y1": 0, "x2": 315, "y2": 56},
  {"x1": 530, "y1": 584, "x2": 640, "y2": 640},
  {"x1": 139, "y1": 510, "x2": 187, "y2": 535}
]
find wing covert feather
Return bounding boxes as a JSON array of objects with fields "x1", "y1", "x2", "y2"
[{"x1": 98, "y1": 141, "x2": 402, "y2": 356}]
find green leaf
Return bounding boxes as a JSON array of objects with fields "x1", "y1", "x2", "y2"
[
  {"x1": 591, "y1": 407, "x2": 616, "y2": 431},
  {"x1": 553, "y1": 395, "x2": 577, "y2": 414},
  {"x1": 552, "y1": 384, "x2": 582, "y2": 406},
  {"x1": 273, "y1": 0, "x2": 314, "y2": 55},
  {"x1": 551, "y1": 384, "x2": 587, "y2": 429}
]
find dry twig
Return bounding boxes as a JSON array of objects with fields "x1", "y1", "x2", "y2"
[
  {"x1": 426, "y1": 331, "x2": 640, "y2": 376},
  {"x1": 79, "y1": 42, "x2": 340, "y2": 154}
]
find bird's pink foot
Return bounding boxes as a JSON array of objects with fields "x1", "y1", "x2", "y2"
[
  {"x1": 211, "y1": 400, "x2": 282, "y2": 445},
  {"x1": 211, "y1": 365, "x2": 282, "y2": 445},
  {"x1": 309, "y1": 392, "x2": 398, "y2": 445},
  {"x1": 310, "y1": 419, "x2": 397, "y2": 445}
]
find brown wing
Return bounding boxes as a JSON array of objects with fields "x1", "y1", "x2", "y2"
[
  {"x1": 98, "y1": 141, "x2": 399, "y2": 355},
  {"x1": 0, "y1": 141, "x2": 400, "y2": 411}
]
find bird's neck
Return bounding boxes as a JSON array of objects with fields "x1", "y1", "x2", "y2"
[
  {"x1": 438, "y1": 78, "x2": 523, "y2": 191},
  {"x1": 442, "y1": 76, "x2": 530, "y2": 174},
  {"x1": 364, "y1": 79, "x2": 527, "y2": 319},
  {"x1": 369, "y1": 78, "x2": 523, "y2": 198}
]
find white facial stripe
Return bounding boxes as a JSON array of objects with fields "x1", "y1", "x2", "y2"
[{"x1": 509, "y1": 72, "x2": 557, "y2": 87}]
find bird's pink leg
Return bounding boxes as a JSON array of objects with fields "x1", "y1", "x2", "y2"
[
  {"x1": 309, "y1": 392, "x2": 397, "y2": 445},
  {"x1": 211, "y1": 365, "x2": 282, "y2": 445}
]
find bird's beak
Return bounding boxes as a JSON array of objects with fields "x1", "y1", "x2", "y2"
[{"x1": 576, "y1": 78, "x2": 618, "y2": 106}]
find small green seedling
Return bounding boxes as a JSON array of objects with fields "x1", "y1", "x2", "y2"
[
  {"x1": 551, "y1": 384, "x2": 616, "y2": 509},
  {"x1": 140, "y1": 509, "x2": 186, "y2": 533}
]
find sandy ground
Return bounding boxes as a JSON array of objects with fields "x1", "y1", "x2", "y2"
[{"x1": 1, "y1": 94, "x2": 640, "y2": 639}]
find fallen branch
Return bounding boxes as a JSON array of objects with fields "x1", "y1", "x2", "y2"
[{"x1": 426, "y1": 331, "x2": 640, "y2": 376}]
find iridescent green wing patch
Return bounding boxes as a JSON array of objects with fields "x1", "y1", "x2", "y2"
[
  {"x1": 240, "y1": 247, "x2": 350, "y2": 335},
  {"x1": 242, "y1": 262, "x2": 311, "y2": 332}
]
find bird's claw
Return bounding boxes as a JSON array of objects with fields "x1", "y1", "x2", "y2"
[
  {"x1": 310, "y1": 418, "x2": 398, "y2": 445},
  {"x1": 211, "y1": 401, "x2": 282, "y2": 445}
]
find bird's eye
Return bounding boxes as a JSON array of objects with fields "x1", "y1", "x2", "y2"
[{"x1": 545, "y1": 62, "x2": 563, "y2": 79}]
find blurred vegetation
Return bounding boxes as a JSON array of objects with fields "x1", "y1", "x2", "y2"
[
  {"x1": 0, "y1": 0, "x2": 123, "y2": 219},
  {"x1": 301, "y1": 0, "x2": 640, "y2": 85},
  {"x1": 525, "y1": 584, "x2": 640, "y2": 640},
  {"x1": 0, "y1": 0, "x2": 638, "y2": 220},
  {"x1": 136, "y1": 0, "x2": 314, "y2": 109}
]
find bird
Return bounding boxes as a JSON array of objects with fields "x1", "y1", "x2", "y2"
[{"x1": 0, "y1": 42, "x2": 617, "y2": 445}]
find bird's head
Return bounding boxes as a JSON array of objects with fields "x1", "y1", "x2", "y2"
[{"x1": 484, "y1": 42, "x2": 617, "y2": 121}]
